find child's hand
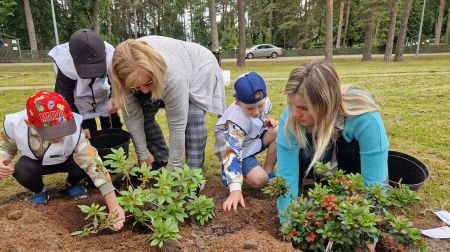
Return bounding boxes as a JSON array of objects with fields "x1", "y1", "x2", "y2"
[
  {"x1": 0, "y1": 159, "x2": 14, "y2": 179},
  {"x1": 108, "y1": 204, "x2": 125, "y2": 230},
  {"x1": 223, "y1": 190, "x2": 246, "y2": 212},
  {"x1": 83, "y1": 129, "x2": 91, "y2": 139},
  {"x1": 104, "y1": 191, "x2": 125, "y2": 230},
  {"x1": 264, "y1": 117, "x2": 279, "y2": 128},
  {"x1": 108, "y1": 99, "x2": 118, "y2": 114}
]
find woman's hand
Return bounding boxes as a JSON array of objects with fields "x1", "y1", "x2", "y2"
[
  {"x1": 223, "y1": 190, "x2": 246, "y2": 212},
  {"x1": 138, "y1": 157, "x2": 152, "y2": 168},
  {"x1": 0, "y1": 159, "x2": 14, "y2": 179}
]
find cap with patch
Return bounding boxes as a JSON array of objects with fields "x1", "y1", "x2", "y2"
[
  {"x1": 233, "y1": 71, "x2": 267, "y2": 104},
  {"x1": 26, "y1": 90, "x2": 77, "y2": 141},
  {"x1": 69, "y1": 29, "x2": 106, "y2": 79}
]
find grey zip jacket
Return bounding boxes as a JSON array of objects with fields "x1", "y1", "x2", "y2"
[{"x1": 122, "y1": 36, "x2": 226, "y2": 168}]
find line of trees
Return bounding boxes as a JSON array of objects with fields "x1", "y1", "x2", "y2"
[{"x1": 1, "y1": 0, "x2": 450, "y2": 64}]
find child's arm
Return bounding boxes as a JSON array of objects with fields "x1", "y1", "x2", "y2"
[
  {"x1": 221, "y1": 121, "x2": 246, "y2": 212},
  {"x1": 73, "y1": 130, "x2": 125, "y2": 229},
  {"x1": 0, "y1": 128, "x2": 17, "y2": 179}
]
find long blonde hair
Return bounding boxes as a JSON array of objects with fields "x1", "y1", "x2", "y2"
[
  {"x1": 285, "y1": 61, "x2": 379, "y2": 177},
  {"x1": 111, "y1": 39, "x2": 167, "y2": 111}
]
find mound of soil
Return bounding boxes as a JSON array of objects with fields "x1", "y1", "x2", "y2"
[{"x1": 0, "y1": 182, "x2": 448, "y2": 251}]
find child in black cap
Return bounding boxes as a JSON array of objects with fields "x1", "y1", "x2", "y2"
[
  {"x1": 48, "y1": 29, "x2": 122, "y2": 139},
  {"x1": 214, "y1": 72, "x2": 278, "y2": 212}
]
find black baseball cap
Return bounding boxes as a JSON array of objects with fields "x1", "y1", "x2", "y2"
[{"x1": 69, "y1": 29, "x2": 106, "y2": 79}]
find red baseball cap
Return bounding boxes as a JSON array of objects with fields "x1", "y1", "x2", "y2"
[{"x1": 26, "y1": 91, "x2": 77, "y2": 141}]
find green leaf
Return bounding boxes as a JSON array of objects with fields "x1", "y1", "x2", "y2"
[{"x1": 71, "y1": 230, "x2": 84, "y2": 236}]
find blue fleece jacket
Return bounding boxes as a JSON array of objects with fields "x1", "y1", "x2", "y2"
[{"x1": 276, "y1": 107, "x2": 389, "y2": 223}]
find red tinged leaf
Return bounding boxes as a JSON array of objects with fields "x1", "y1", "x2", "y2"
[
  {"x1": 309, "y1": 232, "x2": 315, "y2": 242},
  {"x1": 289, "y1": 230, "x2": 296, "y2": 238}
]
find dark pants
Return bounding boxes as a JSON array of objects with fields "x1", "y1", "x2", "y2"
[
  {"x1": 82, "y1": 112, "x2": 123, "y2": 135},
  {"x1": 13, "y1": 155, "x2": 87, "y2": 193},
  {"x1": 298, "y1": 133, "x2": 361, "y2": 189}
]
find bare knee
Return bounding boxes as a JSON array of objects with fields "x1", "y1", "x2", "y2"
[{"x1": 245, "y1": 168, "x2": 269, "y2": 189}]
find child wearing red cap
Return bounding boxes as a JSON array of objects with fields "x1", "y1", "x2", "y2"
[
  {"x1": 214, "y1": 72, "x2": 278, "y2": 212},
  {"x1": 0, "y1": 91, "x2": 124, "y2": 229}
]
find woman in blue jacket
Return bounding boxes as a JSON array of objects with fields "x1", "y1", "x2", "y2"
[{"x1": 277, "y1": 61, "x2": 389, "y2": 227}]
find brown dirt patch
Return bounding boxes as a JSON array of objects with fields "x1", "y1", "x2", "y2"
[{"x1": 0, "y1": 183, "x2": 448, "y2": 251}]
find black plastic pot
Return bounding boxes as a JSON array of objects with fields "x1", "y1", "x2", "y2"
[
  {"x1": 88, "y1": 129, "x2": 131, "y2": 189},
  {"x1": 90, "y1": 128, "x2": 131, "y2": 159},
  {"x1": 388, "y1": 151, "x2": 429, "y2": 191}
]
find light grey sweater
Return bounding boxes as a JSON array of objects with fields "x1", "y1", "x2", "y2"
[{"x1": 122, "y1": 36, "x2": 226, "y2": 168}]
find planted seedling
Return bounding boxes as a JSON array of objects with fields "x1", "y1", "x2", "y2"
[
  {"x1": 277, "y1": 170, "x2": 427, "y2": 251},
  {"x1": 262, "y1": 176, "x2": 290, "y2": 198},
  {"x1": 73, "y1": 147, "x2": 215, "y2": 248}
]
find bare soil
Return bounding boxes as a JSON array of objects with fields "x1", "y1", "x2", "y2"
[{"x1": 0, "y1": 182, "x2": 448, "y2": 251}]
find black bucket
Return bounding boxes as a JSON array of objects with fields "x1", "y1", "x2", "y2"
[
  {"x1": 388, "y1": 151, "x2": 429, "y2": 191},
  {"x1": 90, "y1": 128, "x2": 131, "y2": 159}
]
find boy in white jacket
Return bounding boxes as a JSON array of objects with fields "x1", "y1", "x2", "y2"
[
  {"x1": 214, "y1": 72, "x2": 277, "y2": 212},
  {"x1": 0, "y1": 91, "x2": 124, "y2": 229}
]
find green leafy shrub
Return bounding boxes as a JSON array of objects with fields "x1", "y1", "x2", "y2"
[
  {"x1": 267, "y1": 164, "x2": 426, "y2": 251},
  {"x1": 262, "y1": 176, "x2": 290, "y2": 198},
  {"x1": 186, "y1": 195, "x2": 215, "y2": 225},
  {"x1": 73, "y1": 148, "x2": 215, "y2": 248}
]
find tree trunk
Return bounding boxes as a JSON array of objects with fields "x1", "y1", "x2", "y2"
[
  {"x1": 237, "y1": 0, "x2": 245, "y2": 67},
  {"x1": 445, "y1": 4, "x2": 450, "y2": 44},
  {"x1": 325, "y1": 0, "x2": 333, "y2": 63},
  {"x1": 435, "y1": 0, "x2": 446, "y2": 45},
  {"x1": 269, "y1": 0, "x2": 273, "y2": 44},
  {"x1": 132, "y1": 0, "x2": 138, "y2": 38},
  {"x1": 208, "y1": 0, "x2": 219, "y2": 51},
  {"x1": 123, "y1": 2, "x2": 131, "y2": 37},
  {"x1": 189, "y1": 3, "x2": 194, "y2": 40},
  {"x1": 23, "y1": 0, "x2": 38, "y2": 51},
  {"x1": 373, "y1": 12, "x2": 381, "y2": 40},
  {"x1": 384, "y1": 0, "x2": 399, "y2": 62},
  {"x1": 143, "y1": 7, "x2": 148, "y2": 35},
  {"x1": 223, "y1": 0, "x2": 228, "y2": 32},
  {"x1": 106, "y1": 0, "x2": 112, "y2": 40},
  {"x1": 362, "y1": 16, "x2": 373, "y2": 61},
  {"x1": 93, "y1": 0, "x2": 100, "y2": 34},
  {"x1": 153, "y1": 6, "x2": 158, "y2": 35},
  {"x1": 394, "y1": 0, "x2": 413, "y2": 62},
  {"x1": 336, "y1": 0, "x2": 345, "y2": 48},
  {"x1": 342, "y1": 0, "x2": 351, "y2": 47}
]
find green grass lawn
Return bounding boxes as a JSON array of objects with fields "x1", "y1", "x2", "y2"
[
  {"x1": 0, "y1": 56, "x2": 449, "y2": 216},
  {"x1": 0, "y1": 64, "x2": 54, "y2": 87}
]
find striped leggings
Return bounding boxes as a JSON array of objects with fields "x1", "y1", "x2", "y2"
[{"x1": 142, "y1": 102, "x2": 206, "y2": 169}]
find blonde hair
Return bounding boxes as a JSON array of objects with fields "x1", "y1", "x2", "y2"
[
  {"x1": 111, "y1": 39, "x2": 167, "y2": 111},
  {"x1": 285, "y1": 61, "x2": 379, "y2": 178}
]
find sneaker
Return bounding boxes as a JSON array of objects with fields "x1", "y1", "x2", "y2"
[
  {"x1": 30, "y1": 187, "x2": 49, "y2": 205},
  {"x1": 66, "y1": 183, "x2": 89, "y2": 200},
  {"x1": 268, "y1": 172, "x2": 276, "y2": 180}
]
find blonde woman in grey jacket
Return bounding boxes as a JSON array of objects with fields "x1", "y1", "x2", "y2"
[{"x1": 111, "y1": 36, "x2": 226, "y2": 171}]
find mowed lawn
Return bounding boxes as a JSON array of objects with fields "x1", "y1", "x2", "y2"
[{"x1": 0, "y1": 56, "x2": 449, "y2": 218}]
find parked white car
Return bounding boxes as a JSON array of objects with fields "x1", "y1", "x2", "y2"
[{"x1": 245, "y1": 44, "x2": 283, "y2": 59}]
